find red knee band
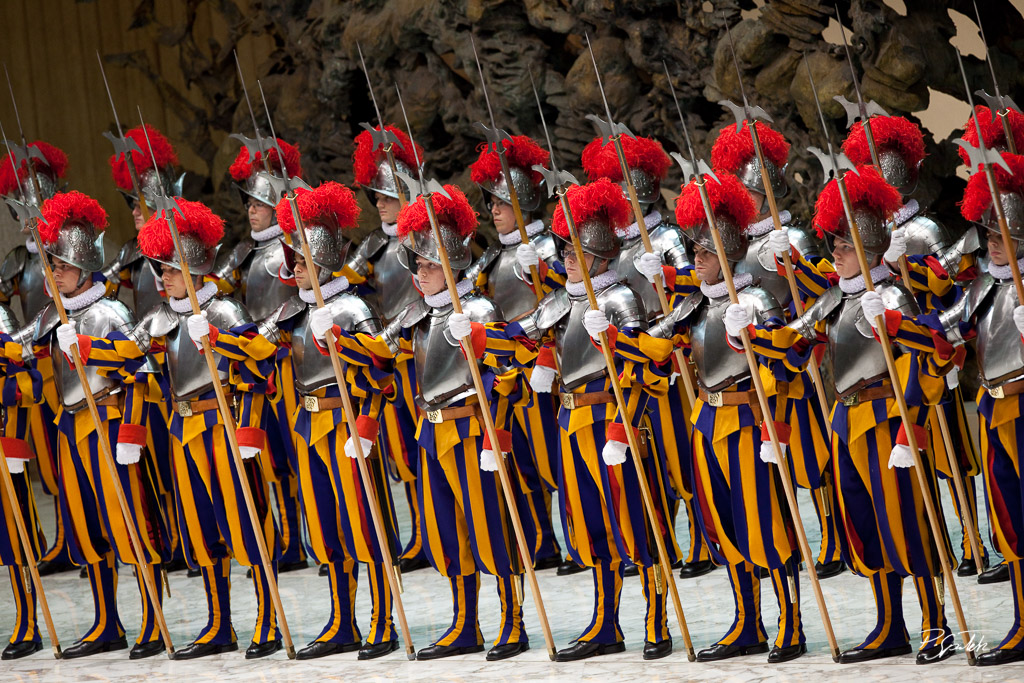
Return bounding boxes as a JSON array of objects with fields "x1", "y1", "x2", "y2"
[
  {"x1": 482, "y1": 428, "x2": 512, "y2": 454},
  {"x1": 236, "y1": 427, "x2": 267, "y2": 451},
  {"x1": 117, "y1": 423, "x2": 147, "y2": 447},
  {"x1": 760, "y1": 420, "x2": 791, "y2": 445}
]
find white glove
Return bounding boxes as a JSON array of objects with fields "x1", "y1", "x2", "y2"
[
  {"x1": 860, "y1": 291, "x2": 886, "y2": 328},
  {"x1": 760, "y1": 440, "x2": 786, "y2": 465},
  {"x1": 1014, "y1": 306, "x2": 1024, "y2": 336},
  {"x1": 883, "y1": 227, "x2": 908, "y2": 264},
  {"x1": 637, "y1": 251, "x2": 664, "y2": 283},
  {"x1": 344, "y1": 435, "x2": 375, "y2": 460},
  {"x1": 447, "y1": 312, "x2": 473, "y2": 340},
  {"x1": 530, "y1": 365, "x2": 556, "y2": 393},
  {"x1": 6, "y1": 458, "x2": 25, "y2": 474},
  {"x1": 946, "y1": 369, "x2": 960, "y2": 390},
  {"x1": 479, "y1": 448, "x2": 499, "y2": 472},
  {"x1": 310, "y1": 306, "x2": 335, "y2": 341},
  {"x1": 56, "y1": 321, "x2": 79, "y2": 359},
  {"x1": 768, "y1": 228, "x2": 791, "y2": 258},
  {"x1": 724, "y1": 303, "x2": 751, "y2": 337},
  {"x1": 583, "y1": 309, "x2": 610, "y2": 340},
  {"x1": 516, "y1": 243, "x2": 539, "y2": 271},
  {"x1": 888, "y1": 444, "x2": 915, "y2": 469},
  {"x1": 602, "y1": 440, "x2": 628, "y2": 466},
  {"x1": 116, "y1": 442, "x2": 143, "y2": 466},
  {"x1": 187, "y1": 312, "x2": 211, "y2": 346},
  {"x1": 239, "y1": 445, "x2": 260, "y2": 460}
]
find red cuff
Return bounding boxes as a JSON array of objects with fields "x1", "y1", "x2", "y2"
[
  {"x1": 662, "y1": 265, "x2": 677, "y2": 287},
  {"x1": 117, "y1": 423, "x2": 147, "y2": 447},
  {"x1": 606, "y1": 421, "x2": 639, "y2": 445},
  {"x1": 760, "y1": 420, "x2": 792, "y2": 445},
  {"x1": 481, "y1": 428, "x2": 513, "y2": 453},
  {"x1": 870, "y1": 309, "x2": 902, "y2": 341},
  {"x1": 354, "y1": 415, "x2": 379, "y2": 442},
  {"x1": 589, "y1": 325, "x2": 618, "y2": 352},
  {"x1": 895, "y1": 423, "x2": 928, "y2": 450},
  {"x1": 469, "y1": 322, "x2": 487, "y2": 359},
  {"x1": 536, "y1": 345, "x2": 556, "y2": 370},
  {"x1": 236, "y1": 427, "x2": 267, "y2": 451},
  {"x1": 197, "y1": 326, "x2": 219, "y2": 354},
  {"x1": 313, "y1": 325, "x2": 342, "y2": 356},
  {"x1": 0, "y1": 437, "x2": 33, "y2": 461},
  {"x1": 65, "y1": 334, "x2": 92, "y2": 366}
]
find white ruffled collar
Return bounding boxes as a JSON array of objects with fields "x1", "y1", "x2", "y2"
[
  {"x1": 381, "y1": 221, "x2": 399, "y2": 238},
  {"x1": 25, "y1": 238, "x2": 38, "y2": 255},
  {"x1": 423, "y1": 278, "x2": 474, "y2": 309},
  {"x1": 747, "y1": 210, "x2": 792, "y2": 237},
  {"x1": 619, "y1": 211, "x2": 661, "y2": 240},
  {"x1": 988, "y1": 256, "x2": 1024, "y2": 282},
  {"x1": 498, "y1": 219, "x2": 545, "y2": 246},
  {"x1": 891, "y1": 199, "x2": 920, "y2": 228},
  {"x1": 60, "y1": 282, "x2": 107, "y2": 312},
  {"x1": 700, "y1": 272, "x2": 752, "y2": 299},
  {"x1": 839, "y1": 263, "x2": 892, "y2": 294},
  {"x1": 299, "y1": 275, "x2": 350, "y2": 303},
  {"x1": 566, "y1": 270, "x2": 621, "y2": 298},
  {"x1": 251, "y1": 222, "x2": 283, "y2": 243},
  {"x1": 169, "y1": 281, "x2": 217, "y2": 313}
]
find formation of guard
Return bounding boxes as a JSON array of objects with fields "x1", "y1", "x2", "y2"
[{"x1": 4, "y1": 31, "x2": 1024, "y2": 672}]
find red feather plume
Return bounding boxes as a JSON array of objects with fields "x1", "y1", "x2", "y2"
[
  {"x1": 137, "y1": 199, "x2": 224, "y2": 262},
  {"x1": 109, "y1": 125, "x2": 178, "y2": 191},
  {"x1": 551, "y1": 178, "x2": 632, "y2": 240},
  {"x1": 38, "y1": 191, "x2": 108, "y2": 246},
  {"x1": 581, "y1": 134, "x2": 670, "y2": 183},
  {"x1": 675, "y1": 172, "x2": 757, "y2": 231},
  {"x1": 710, "y1": 121, "x2": 790, "y2": 174},
  {"x1": 0, "y1": 141, "x2": 69, "y2": 196},
  {"x1": 229, "y1": 138, "x2": 302, "y2": 182},
  {"x1": 396, "y1": 185, "x2": 477, "y2": 238},
  {"x1": 959, "y1": 105, "x2": 1024, "y2": 166},
  {"x1": 276, "y1": 181, "x2": 361, "y2": 235},
  {"x1": 352, "y1": 125, "x2": 424, "y2": 186},
  {"x1": 841, "y1": 116, "x2": 925, "y2": 168},
  {"x1": 960, "y1": 152, "x2": 1024, "y2": 222},
  {"x1": 813, "y1": 165, "x2": 902, "y2": 237},
  {"x1": 469, "y1": 135, "x2": 550, "y2": 186}
]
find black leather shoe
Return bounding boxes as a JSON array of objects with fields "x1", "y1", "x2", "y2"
[
  {"x1": 671, "y1": 558, "x2": 683, "y2": 569},
  {"x1": 557, "y1": 560, "x2": 587, "y2": 576},
  {"x1": 768, "y1": 643, "x2": 806, "y2": 663},
  {"x1": 696, "y1": 642, "x2": 769, "y2": 661},
  {"x1": 416, "y1": 643, "x2": 484, "y2": 660},
  {"x1": 917, "y1": 642, "x2": 955, "y2": 664},
  {"x1": 815, "y1": 560, "x2": 845, "y2": 580},
  {"x1": 534, "y1": 555, "x2": 562, "y2": 571},
  {"x1": 279, "y1": 559, "x2": 308, "y2": 574},
  {"x1": 487, "y1": 640, "x2": 529, "y2": 661},
  {"x1": 246, "y1": 639, "x2": 282, "y2": 659},
  {"x1": 36, "y1": 558, "x2": 74, "y2": 577},
  {"x1": 957, "y1": 556, "x2": 985, "y2": 577},
  {"x1": 358, "y1": 639, "x2": 398, "y2": 660},
  {"x1": 978, "y1": 647, "x2": 1024, "y2": 666},
  {"x1": 979, "y1": 563, "x2": 1010, "y2": 584},
  {"x1": 679, "y1": 559, "x2": 716, "y2": 579},
  {"x1": 837, "y1": 643, "x2": 912, "y2": 663},
  {"x1": 129, "y1": 640, "x2": 165, "y2": 660},
  {"x1": 163, "y1": 557, "x2": 189, "y2": 573},
  {"x1": 399, "y1": 556, "x2": 431, "y2": 573},
  {"x1": 1, "y1": 640, "x2": 42, "y2": 660},
  {"x1": 186, "y1": 567, "x2": 202, "y2": 578},
  {"x1": 79, "y1": 566, "x2": 88, "y2": 579},
  {"x1": 246, "y1": 567, "x2": 253, "y2": 579},
  {"x1": 63, "y1": 636, "x2": 128, "y2": 659},
  {"x1": 296, "y1": 639, "x2": 360, "y2": 660},
  {"x1": 555, "y1": 640, "x2": 625, "y2": 662},
  {"x1": 622, "y1": 564, "x2": 640, "y2": 577},
  {"x1": 173, "y1": 640, "x2": 238, "y2": 660},
  {"x1": 318, "y1": 563, "x2": 330, "y2": 577},
  {"x1": 643, "y1": 639, "x2": 672, "y2": 660},
  {"x1": 758, "y1": 566, "x2": 770, "y2": 579}
]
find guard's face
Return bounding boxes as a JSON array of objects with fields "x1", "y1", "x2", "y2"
[
  {"x1": 415, "y1": 256, "x2": 446, "y2": 297},
  {"x1": 247, "y1": 198, "x2": 274, "y2": 232},
  {"x1": 562, "y1": 247, "x2": 596, "y2": 284},
  {"x1": 988, "y1": 233, "x2": 1010, "y2": 267},
  {"x1": 491, "y1": 199, "x2": 517, "y2": 235},
  {"x1": 830, "y1": 239, "x2": 861, "y2": 280},
  {"x1": 51, "y1": 258, "x2": 83, "y2": 296},
  {"x1": 293, "y1": 252, "x2": 312, "y2": 290},
  {"x1": 693, "y1": 245, "x2": 721, "y2": 284},
  {"x1": 376, "y1": 194, "x2": 401, "y2": 224},
  {"x1": 160, "y1": 263, "x2": 188, "y2": 299},
  {"x1": 131, "y1": 199, "x2": 145, "y2": 232}
]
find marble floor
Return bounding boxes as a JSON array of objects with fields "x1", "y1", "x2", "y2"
[{"x1": 3, "y1": 464, "x2": 1022, "y2": 682}]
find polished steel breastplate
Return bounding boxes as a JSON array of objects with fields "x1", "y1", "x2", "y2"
[
  {"x1": 372, "y1": 239, "x2": 420, "y2": 321},
  {"x1": 243, "y1": 240, "x2": 293, "y2": 321}
]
